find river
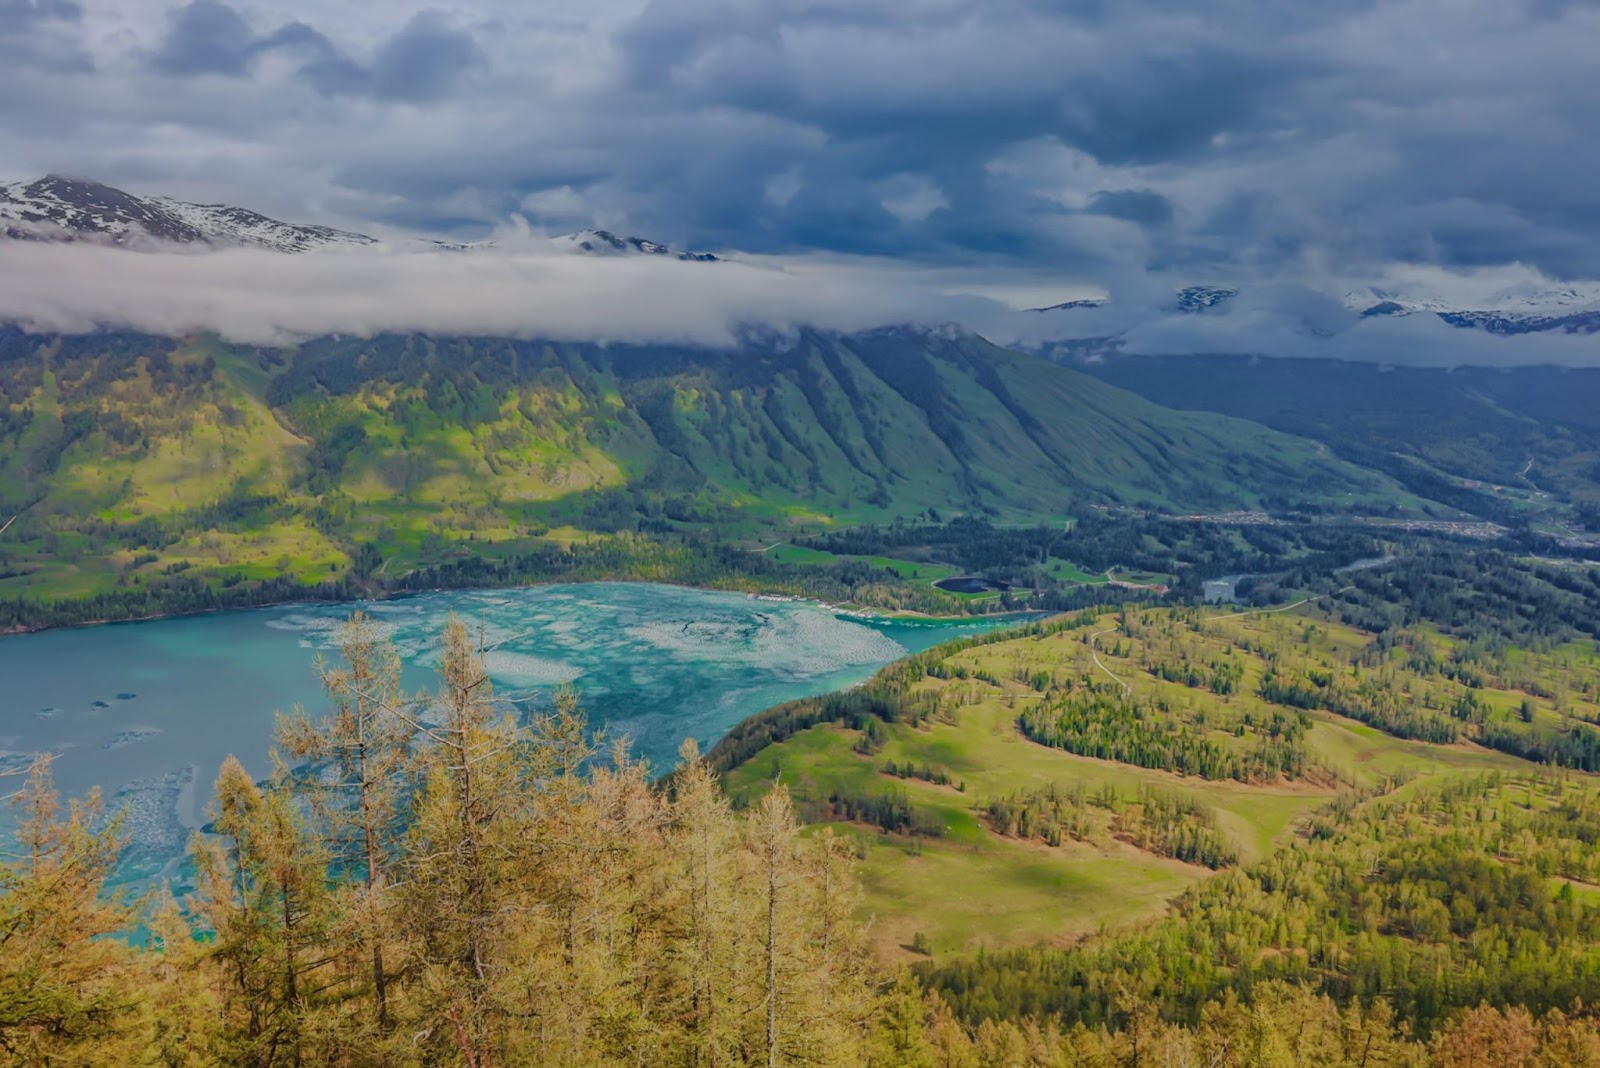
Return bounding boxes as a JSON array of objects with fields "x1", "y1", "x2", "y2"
[{"x1": 0, "y1": 582, "x2": 1020, "y2": 886}]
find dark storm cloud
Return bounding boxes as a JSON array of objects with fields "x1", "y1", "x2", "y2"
[
  {"x1": 149, "y1": 0, "x2": 252, "y2": 75},
  {"x1": 1, "y1": 0, "x2": 1598, "y2": 363},
  {"x1": 1, "y1": 0, "x2": 82, "y2": 25},
  {"x1": 602, "y1": 0, "x2": 1600, "y2": 277},
  {"x1": 1088, "y1": 190, "x2": 1175, "y2": 228},
  {"x1": 0, "y1": 0, "x2": 91, "y2": 71},
  {"x1": 367, "y1": 12, "x2": 482, "y2": 102},
  {"x1": 147, "y1": 1, "x2": 478, "y2": 101}
]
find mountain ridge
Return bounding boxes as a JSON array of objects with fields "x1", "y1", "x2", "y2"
[
  {"x1": 10, "y1": 174, "x2": 1594, "y2": 338},
  {"x1": 0, "y1": 175, "x2": 377, "y2": 253},
  {"x1": 1073, "y1": 351, "x2": 1600, "y2": 527},
  {"x1": 0, "y1": 325, "x2": 1433, "y2": 605},
  {"x1": 1029, "y1": 280, "x2": 1600, "y2": 338},
  {"x1": 0, "y1": 175, "x2": 719, "y2": 261}
]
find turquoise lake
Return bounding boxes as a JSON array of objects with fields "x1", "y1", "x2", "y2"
[{"x1": 0, "y1": 582, "x2": 1019, "y2": 885}]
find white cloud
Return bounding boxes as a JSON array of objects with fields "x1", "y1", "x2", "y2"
[
  {"x1": 518, "y1": 184, "x2": 592, "y2": 222},
  {"x1": 763, "y1": 166, "x2": 802, "y2": 207},
  {"x1": 6, "y1": 240, "x2": 1600, "y2": 368},
  {"x1": 0, "y1": 241, "x2": 958, "y2": 346},
  {"x1": 876, "y1": 173, "x2": 948, "y2": 223}
]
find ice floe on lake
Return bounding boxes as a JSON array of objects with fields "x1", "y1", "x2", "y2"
[
  {"x1": 103, "y1": 727, "x2": 162, "y2": 750},
  {"x1": 479, "y1": 650, "x2": 583, "y2": 686}
]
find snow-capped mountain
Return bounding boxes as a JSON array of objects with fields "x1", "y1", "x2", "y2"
[
  {"x1": 1175, "y1": 285, "x2": 1236, "y2": 312},
  {"x1": 1031, "y1": 298, "x2": 1107, "y2": 312},
  {"x1": 0, "y1": 176, "x2": 376, "y2": 252},
  {"x1": 0, "y1": 176, "x2": 722, "y2": 264},
  {"x1": 1031, "y1": 286, "x2": 1235, "y2": 314},
  {"x1": 1034, "y1": 278, "x2": 1600, "y2": 337},
  {"x1": 145, "y1": 196, "x2": 375, "y2": 253},
  {"x1": 1343, "y1": 284, "x2": 1600, "y2": 335},
  {"x1": 397, "y1": 230, "x2": 719, "y2": 260},
  {"x1": 553, "y1": 229, "x2": 718, "y2": 262}
]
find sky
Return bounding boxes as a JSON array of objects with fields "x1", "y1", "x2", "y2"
[{"x1": 3, "y1": 0, "x2": 1599, "y2": 361}]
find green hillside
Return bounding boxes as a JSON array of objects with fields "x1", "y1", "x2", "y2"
[
  {"x1": 720, "y1": 587, "x2": 1600, "y2": 1034},
  {"x1": 0, "y1": 327, "x2": 1432, "y2": 607}
]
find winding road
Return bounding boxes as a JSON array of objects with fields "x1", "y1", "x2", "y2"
[
  {"x1": 1225, "y1": 586, "x2": 1354, "y2": 619},
  {"x1": 1087, "y1": 627, "x2": 1132, "y2": 696}
]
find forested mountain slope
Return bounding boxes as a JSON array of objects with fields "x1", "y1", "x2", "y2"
[
  {"x1": 0, "y1": 327, "x2": 1428, "y2": 606},
  {"x1": 1076, "y1": 353, "x2": 1600, "y2": 524}
]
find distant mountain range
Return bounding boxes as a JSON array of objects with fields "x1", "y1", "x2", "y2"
[
  {"x1": 1342, "y1": 284, "x2": 1600, "y2": 335},
  {"x1": 1030, "y1": 287, "x2": 1235, "y2": 315},
  {"x1": 1032, "y1": 282, "x2": 1600, "y2": 337},
  {"x1": 1077, "y1": 351, "x2": 1600, "y2": 526},
  {"x1": 8, "y1": 174, "x2": 1598, "y2": 339},
  {"x1": 0, "y1": 175, "x2": 717, "y2": 262},
  {"x1": 553, "y1": 230, "x2": 718, "y2": 262},
  {"x1": 0, "y1": 175, "x2": 377, "y2": 253}
]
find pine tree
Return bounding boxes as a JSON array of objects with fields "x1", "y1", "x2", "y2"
[
  {"x1": 490, "y1": 690, "x2": 638, "y2": 1062},
  {"x1": 398, "y1": 614, "x2": 525, "y2": 1061},
  {"x1": 144, "y1": 891, "x2": 226, "y2": 1066},
  {"x1": 670, "y1": 739, "x2": 739, "y2": 1067},
  {"x1": 277, "y1": 611, "x2": 414, "y2": 1035},
  {"x1": 192, "y1": 756, "x2": 334, "y2": 1067},
  {"x1": 544, "y1": 734, "x2": 671, "y2": 1062},
  {"x1": 0, "y1": 759, "x2": 143, "y2": 1063},
  {"x1": 747, "y1": 787, "x2": 800, "y2": 1068},
  {"x1": 1433, "y1": 1004, "x2": 1540, "y2": 1068},
  {"x1": 864, "y1": 975, "x2": 939, "y2": 1068}
]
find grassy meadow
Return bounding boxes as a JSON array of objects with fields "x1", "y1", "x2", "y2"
[{"x1": 725, "y1": 600, "x2": 1586, "y2": 961}]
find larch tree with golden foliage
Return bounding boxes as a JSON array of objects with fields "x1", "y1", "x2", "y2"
[
  {"x1": 0, "y1": 760, "x2": 142, "y2": 1064},
  {"x1": 277, "y1": 610, "x2": 415, "y2": 1040},
  {"x1": 191, "y1": 755, "x2": 336, "y2": 1067}
]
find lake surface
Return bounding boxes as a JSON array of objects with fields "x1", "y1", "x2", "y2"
[{"x1": 0, "y1": 582, "x2": 1019, "y2": 885}]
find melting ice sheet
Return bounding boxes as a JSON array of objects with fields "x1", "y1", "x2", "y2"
[{"x1": 0, "y1": 582, "x2": 1022, "y2": 886}]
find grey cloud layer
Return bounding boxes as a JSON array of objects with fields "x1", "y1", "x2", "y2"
[
  {"x1": 2, "y1": 0, "x2": 1596, "y2": 285},
  {"x1": 148, "y1": 1, "x2": 480, "y2": 100},
  {"x1": 4, "y1": 0, "x2": 1600, "y2": 378}
]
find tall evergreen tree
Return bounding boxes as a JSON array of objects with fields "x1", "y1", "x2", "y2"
[
  {"x1": 192, "y1": 756, "x2": 334, "y2": 1067},
  {"x1": 277, "y1": 611, "x2": 414, "y2": 1036},
  {"x1": 0, "y1": 760, "x2": 143, "y2": 1063},
  {"x1": 398, "y1": 614, "x2": 525, "y2": 1061},
  {"x1": 746, "y1": 787, "x2": 801, "y2": 1068},
  {"x1": 670, "y1": 739, "x2": 739, "y2": 1067}
]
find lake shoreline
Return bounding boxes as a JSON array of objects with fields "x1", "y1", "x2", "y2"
[
  {"x1": 0, "y1": 571, "x2": 1004, "y2": 639},
  {"x1": 2, "y1": 581, "x2": 1035, "y2": 890}
]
